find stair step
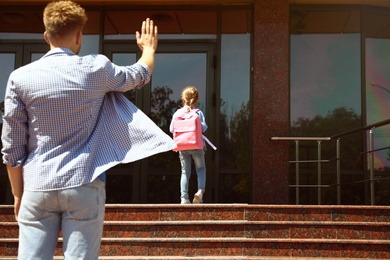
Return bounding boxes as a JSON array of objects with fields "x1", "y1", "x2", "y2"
[
  {"x1": 1, "y1": 238, "x2": 389, "y2": 258},
  {"x1": 2, "y1": 220, "x2": 389, "y2": 239},
  {"x1": 1, "y1": 204, "x2": 389, "y2": 258},
  {"x1": 0, "y1": 256, "x2": 387, "y2": 259},
  {"x1": 103, "y1": 204, "x2": 390, "y2": 222}
]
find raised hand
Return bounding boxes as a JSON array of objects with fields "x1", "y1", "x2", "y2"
[{"x1": 136, "y1": 18, "x2": 158, "y2": 52}]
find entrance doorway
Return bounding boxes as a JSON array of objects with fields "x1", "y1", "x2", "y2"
[{"x1": 103, "y1": 42, "x2": 216, "y2": 203}]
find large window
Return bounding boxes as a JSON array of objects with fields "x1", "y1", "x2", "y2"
[
  {"x1": 290, "y1": 6, "x2": 363, "y2": 204},
  {"x1": 218, "y1": 9, "x2": 251, "y2": 202},
  {"x1": 290, "y1": 5, "x2": 390, "y2": 205}
]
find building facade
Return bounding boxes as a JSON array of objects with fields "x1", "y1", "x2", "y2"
[{"x1": 0, "y1": 0, "x2": 389, "y2": 205}]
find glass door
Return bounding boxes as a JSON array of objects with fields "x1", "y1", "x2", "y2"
[{"x1": 103, "y1": 42, "x2": 216, "y2": 203}]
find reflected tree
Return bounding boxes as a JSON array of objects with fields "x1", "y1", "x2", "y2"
[
  {"x1": 150, "y1": 85, "x2": 181, "y2": 133},
  {"x1": 148, "y1": 86, "x2": 182, "y2": 169},
  {"x1": 219, "y1": 99, "x2": 250, "y2": 202},
  {"x1": 291, "y1": 107, "x2": 363, "y2": 170},
  {"x1": 291, "y1": 107, "x2": 361, "y2": 137},
  {"x1": 290, "y1": 107, "x2": 366, "y2": 205},
  {"x1": 219, "y1": 100, "x2": 250, "y2": 170}
]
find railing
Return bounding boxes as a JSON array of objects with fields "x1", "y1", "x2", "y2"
[{"x1": 271, "y1": 119, "x2": 390, "y2": 205}]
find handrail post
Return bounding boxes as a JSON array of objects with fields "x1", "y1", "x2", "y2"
[
  {"x1": 295, "y1": 140, "x2": 300, "y2": 205},
  {"x1": 317, "y1": 141, "x2": 322, "y2": 205},
  {"x1": 336, "y1": 139, "x2": 341, "y2": 205},
  {"x1": 369, "y1": 129, "x2": 375, "y2": 205}
]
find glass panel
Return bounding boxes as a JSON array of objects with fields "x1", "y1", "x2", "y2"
[
  {"x1": 0, "y1": 33, "x2": 42, "y2": 40},
  {"x1": 79, "y1": 35, "x2": 100, "y2": 56},
  {"x1": 0, "y1": 53, "x2": 15, "y2": 113},
  {"x1": 290, "y1": 9, "x2": 363, "y2": 204},
  {"x1": 147, "y1": 175, "x2": 181, "y2": 203},
  {"x1": 105, "y1": 173, "x2": 133, "y2": 203},
  {"x1": 219, "y1": 9, "x2": 251, "y2": 203},
  {"x1": 219, "y1": 173, "x2": 250, "y2": 203},
  {"x1": 31, "y1": 53, "x2": 44, "y2": 62},
  {"x1": 290, "y1": 33, "x2": 361, "y2": 125},
  {"x1": 147, "y1": 53, "x2": 207, "y2": 203},
  {"x1": 0, "y1": 53, "x2": 15, "y2": 204},
  {"x1": 365, "y1": 7, "x2": 390, "y2": 205},
  {"x1": 219, "y1": 34, "x2": 251, "y2": 170},
  {"x1": 151, "y1": 53, "x2": 207, "y2": 132}
]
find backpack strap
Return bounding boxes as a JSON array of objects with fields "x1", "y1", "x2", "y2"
[
  {"x1": 177, "y1": 108, "x2": 199, "y2": 119},
  {"x1": 202, "y1": 134, "x2": 217, "y2": 150}
]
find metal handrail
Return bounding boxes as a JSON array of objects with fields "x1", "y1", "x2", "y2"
[{"x1": 270, "y1": 119, "x2": 390, "y2": 205}]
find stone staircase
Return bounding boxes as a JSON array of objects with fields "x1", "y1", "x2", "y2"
[{"x1": 0, "y1": 204, "x2": 390, "y2": 259}]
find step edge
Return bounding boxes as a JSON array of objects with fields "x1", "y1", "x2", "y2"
[
  {"x1": 2, "y1": 237, "x2": 390, "y2": 244},
  {"x1": 2, "y1": 220, "x2": 390, "y2": 226}
]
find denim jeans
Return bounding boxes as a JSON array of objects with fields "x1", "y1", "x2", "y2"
[
  {"x1": 17, "y1": 178, "x2": 106, "y2": 260},
  {"x1": 179, "y1": 149, "x2": 206, "y2": 200}
]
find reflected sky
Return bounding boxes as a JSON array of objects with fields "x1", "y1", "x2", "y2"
[
  {"x1": 153, "y1": 53, "x2": 207, "y2": 112},
  {"x1": 221, "y1": 34, "x2": 250, "y2": 118},
  {"x1": 290, "y1": 34, "x2": 361, "y2": 123},
  {"x1": 291, "y1": 34, "x2": 390, "y2": 169},
  {"x1": 366, "y1": 38, "x2": 390, "y2": 169},
  {"x1": 0, "y1": 54, "x2": 14, "y2": 103}
]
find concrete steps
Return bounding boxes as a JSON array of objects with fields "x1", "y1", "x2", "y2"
[{"x1": 0, "y1": 204, "x2": 389, "y2": 259}]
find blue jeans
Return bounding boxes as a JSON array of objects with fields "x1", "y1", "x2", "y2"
[
  {"x1": 17, "y1": 178, "x2": 106, "y2": 260},
  {"x1": 179, "y1": 149, "x2": 206, "y2": 200}
]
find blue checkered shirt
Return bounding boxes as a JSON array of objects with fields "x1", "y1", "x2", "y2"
[{"x1": 1, "y1": 47, "x2": 166, "y2": 191}]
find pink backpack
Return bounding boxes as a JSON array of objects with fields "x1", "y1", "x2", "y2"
[{"x1": 172, "y1": 109, "x2": 204, "y2": 152}]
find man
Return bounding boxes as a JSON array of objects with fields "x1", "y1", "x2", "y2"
[{"x1": 1, "y1": 1, "x2": 162, "y2": 259}]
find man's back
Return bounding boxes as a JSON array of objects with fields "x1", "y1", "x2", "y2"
[{"x1": 2, "y1": 47, "x2": 151, "y2": 191}]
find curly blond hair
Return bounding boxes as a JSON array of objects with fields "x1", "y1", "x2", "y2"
[
  {"x1": 181, "y1": 86, "x2": 199, "y2": 108},
  {"x1": 44, "y1": 0, "x2": 87, "y2": 38}
]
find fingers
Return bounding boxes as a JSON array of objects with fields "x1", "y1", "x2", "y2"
[
  {"x1": 148, "y1": 19, "x2": 154, "y2": 35},
  {"x1": 141, "y1": 20, "x2": 146, "y2": 35},
  {"x1": 141, "y1": 18, "x2": 156, "y2": 37}
]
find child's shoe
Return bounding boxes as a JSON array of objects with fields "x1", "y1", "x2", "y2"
[
  {"x1": 193, "y1": 190, "x2": 203, "y2": 204},
  {"x1": 181, "y1": 198, "x2": 191, "y2": 204}
]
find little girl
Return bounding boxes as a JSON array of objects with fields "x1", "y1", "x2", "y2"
[{"x1": 170, "y1": 86, "x2": 208, "y2": 204}]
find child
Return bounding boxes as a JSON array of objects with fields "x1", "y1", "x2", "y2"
[{"x1": 170, "y1": 86, "x2": 208, "y2": 204}]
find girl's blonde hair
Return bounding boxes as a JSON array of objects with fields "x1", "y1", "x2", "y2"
[
  {"x1": 44, "y1": 0, "x2": 87, "y2": 38},
  {"x1": 181, "y1": 86, "x2": 199, "y2": 108}
]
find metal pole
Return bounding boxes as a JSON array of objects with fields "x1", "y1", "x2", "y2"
[
  {"x1": 295, "y1": 140, "x2": 300, "y2": 205},
  {"x1": 369, "y1": 129, "x2": 375, "y2": 205},
  {"x1": 336, "y1": 139, "x2": 341, "y2": 205},
  {"x1": 317, "y1": 141, "x2": 322, "y2": 205}
]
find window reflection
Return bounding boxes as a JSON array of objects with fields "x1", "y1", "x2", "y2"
[
  {"x1": 290, "y1": 33, "x2": 361, "y2": 123},
  {"x1": 79, "y1": 35, "x2": 100, "y2": 56},
  {"x1": 290, "y1": 8, "x2": 363, "y2": 204},
  {"x1": 0, "y1": 54, "x2": 15, "y2": 106},
  {"x1": 218, "y1": 8, "x2": 251, "y2": 203},
  {"x1": 220, "y1": 34, "x2": 250, "y2": 170},
  {"x1": 365, "y1": 7, "x2": 390, "y2": 205}
]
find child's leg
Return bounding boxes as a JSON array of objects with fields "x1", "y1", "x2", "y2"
[
  {"x1": 192, "y1": 149, "x2": 206, "y2": 203},
  {"x1": 179, "y1": 151, "x2": 192, "y2": 201}
]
